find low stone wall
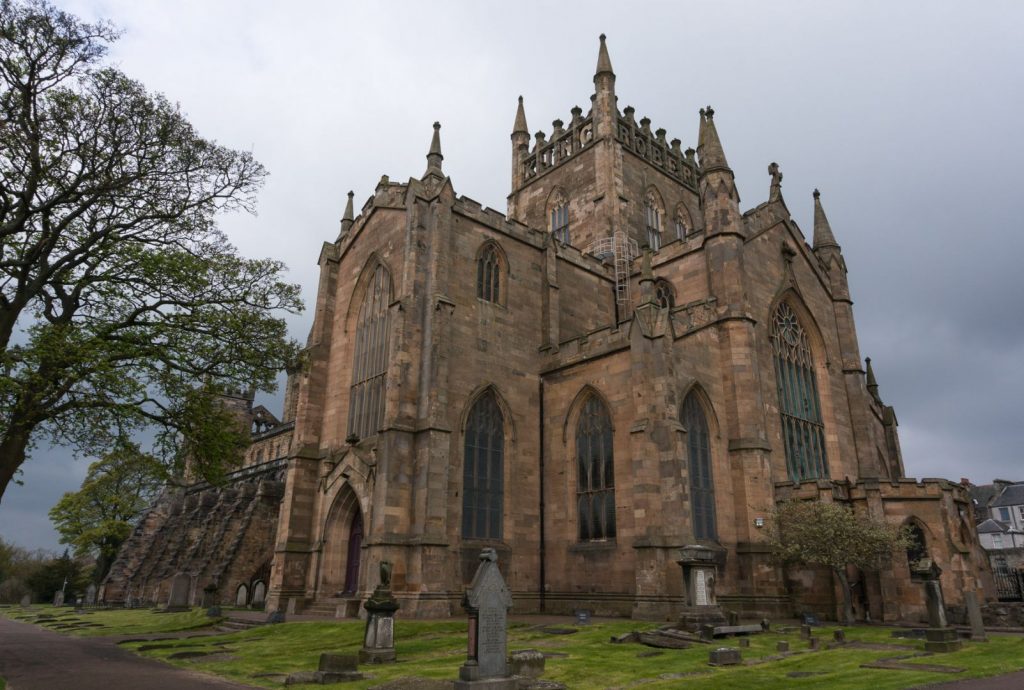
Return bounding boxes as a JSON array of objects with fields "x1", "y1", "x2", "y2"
[{"x1": 948, "y1": 601, "x2": 1024, "y2": 628}]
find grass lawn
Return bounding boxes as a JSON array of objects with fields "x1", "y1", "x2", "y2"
[
  {"x1": 5, "y1": 606, "x2": 1024, "y2": 689},
  {"x1": 0, "y1": 604, "x2": 219, "y2": 636},
  {"x1": 115, "y1": 618, "x2": 1024, "y2": 690}
]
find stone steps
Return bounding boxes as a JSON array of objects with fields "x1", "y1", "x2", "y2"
[{"x1": 215, "y1": 616, "x2": 265, "y2": 633}]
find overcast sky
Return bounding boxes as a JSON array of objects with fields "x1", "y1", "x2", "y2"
[{"x1": 2, "y1": 0, "x2": 1023, "y2": 552}]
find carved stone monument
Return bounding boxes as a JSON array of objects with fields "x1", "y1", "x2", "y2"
[
  {"x1": 52, "y1": 590, "x2": 64, "y2": 607},
  {"x1": 913, "y1": 559, "x2": 962, "y2": 653},
  {"x1": 455, "y1": 548, "x2": 516, "y2": 690},
  {"x1": 85, "y1": 583, "x2": 97, "y2": 605},
  {"x1": 166, "y1": 573, "x2": 191, "y2": 612},
  {"x1": 676, "y1": 544, "x2": 727, "y2": 632},
  {"x1": 360, "y1": 560, "x2": 400, "y2": 663},
  {"x1": 964, "y1": 590, "x2": 987, "y2": 642}
]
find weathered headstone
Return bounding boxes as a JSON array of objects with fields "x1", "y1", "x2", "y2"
[
  {"x1": 777, "y1": 640, "x2": 790, "y2": 653},
  {"x1": 964, "y1": 590, "x2": 987, "y2": 642},
  {"x1": 738, "y1": 637, "x2": 750, "y2": 648},
  {"x1": 508, "y1": 650, "x2": 545, "y2": 678},
  {"x1": 808, "y1": 637, "x2": 820, "y2": 650},
  {"x1": 85, "y1": 583, "x2": 97, "y2": 605},
  {"x1": 708, "y1": 647, "x2": 741, "y2": 666},
  {"x1": 833, "y1": 629, "x2": 846, "y2": 643},
  {"x1": 235, "y1": 583, "x2": 249, "y2": 607},
  {"x1": 52, "y1": 590, "x2": 64, "y2": 607},
  {"x1": 360, "y1": 560, "x2": 399, "y2": 664},
  {"x1": 166, "y1": 573, "x2": 191, "y2": 612},
  {"x1": 455, "y1": 548, "x2": 516, "y2": 690},
  {"x1": 574, "y1": 609, "x2": 592, "y2": 625},
  {"x1": 800, "y1": 624, "x2": 811, "y2": 639},
  {"x1": 19, "y1": 594, "x2": 30, "y2": 607},
  {"x1": 317, "y1": 653, "x2": 363, "y2": 683}
]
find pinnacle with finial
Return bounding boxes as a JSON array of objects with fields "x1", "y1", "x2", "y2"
[
  {"x1": 512, "y1": 95, "x2": 528, "y2": 135},
  {"x1": 424, "y1": 121, "x2": 443, "y2": 177},
  {"x1": 595, "y1": 33, "x2": 614, "y2": 80},
  {"x1": 343, "y1": 190, "x2": 354, "y2": 221},
  {"x1": 812, "y1": 188, "x2": 840, "y2": 250},
  {"x1": 696, "y1": 104, "x2": 729, "y2": 171},
  {"x1": 866, "y1": 357, "x2": 880, "y2": 399}
]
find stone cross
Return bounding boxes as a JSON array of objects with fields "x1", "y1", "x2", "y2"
[{"x1": 456, "y1": 549, "x2": 516, "y2": 690}]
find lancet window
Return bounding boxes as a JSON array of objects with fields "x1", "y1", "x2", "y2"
[
  {"x1": 655, "y1": 280, "x2": 675, "y2": 309},
  {"x1": 348, "y1": 263, "x2": 391, "y2": 441},
  {"x1": 576, "y1": 395, "x2": 616, "y2": 541},
  {"x1": 462, "y1": 391, "x2": 504, "y2": 540},
  {"x1": 477, "y1": 244, "x2": 501, "y2": 303},
  {"x1": 551, "y1": 203, "x2": 570, "y2": 245},
  {"x1": 644, "y1": 192, "x2": 662, "y2": 251},
  {"x1": 682, "y1": 392, "x2": 716, "y2": 540},
  {"x1": 771, "y1": 302, "x2": 828, "y2": 480},
  {"x1": 674, "y1": 204, "x2": 692, "y2": 241}
]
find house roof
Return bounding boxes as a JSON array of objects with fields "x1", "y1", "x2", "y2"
[
  {"x1": 977, "y1": 518, "x2": 1009, "y2": 534},
  {"x1": 992, "y1": 484, "x2": 1024, "y2": 507}
]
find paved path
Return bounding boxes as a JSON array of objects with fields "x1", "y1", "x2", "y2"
[
  {"x1": 0, "y1": 616, "x2": 257, "y2": 690},
  {"x1": 926, "y1": 670, "x2": 1024, "y2": 688}
]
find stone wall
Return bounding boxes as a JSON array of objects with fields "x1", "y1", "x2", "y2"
[{"x1": 102, "y1": 460, "x2": 285, "y2": 607}]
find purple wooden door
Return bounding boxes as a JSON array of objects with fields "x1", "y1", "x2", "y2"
[{"x1": 343, "y1": 511, "x2": 363, "y2": 595}]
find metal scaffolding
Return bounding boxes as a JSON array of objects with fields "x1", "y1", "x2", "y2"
[{"x1": 587, "y1": 231, "x2": 638, "y2": 312}]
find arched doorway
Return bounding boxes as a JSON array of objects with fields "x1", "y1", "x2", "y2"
[
  {"x1": 320, "y1": 484, "x2": 364, "y2": 598},
  {"x1": 343, "y1": 511, "x2": 363, "y2": 595}
]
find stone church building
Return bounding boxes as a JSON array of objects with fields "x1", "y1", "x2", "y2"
[{"x1": 104, "y1": 36, "x2": 989, "y2": 622}]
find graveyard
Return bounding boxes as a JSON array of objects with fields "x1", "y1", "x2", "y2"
[{"x1": 3, "y1": 603, "x2": 1024, "y2": 689}]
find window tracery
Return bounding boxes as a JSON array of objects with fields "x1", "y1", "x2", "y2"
[
  {"x1": 476, "y1": 244, "x2": 501, "y2": 303},
  {"x1": 682, "y1": 392, "x2": 716, "y2": 540},
  {"x1": 576, "y1": 395, "x2": 615, "y2": 541},
  {"x1": 771, "y1": 302, "x2": 828, "y2": 480},
  {"x1": 348, "y1": 263, "x2": 391, "y2": 441},
  {"x1": 462, "y1": 391, "x2": 504, "y2": 540}
]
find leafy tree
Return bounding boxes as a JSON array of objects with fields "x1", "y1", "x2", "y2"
[
  {"x1": 24, "y1": 547, "x2": 88, "y2": 602},
  {"x1": 766, "y1": 499, "x2": 911, "y2": 625},
  {"x1": 49, "y1": 443, "x2": 165, "y2": 582},
  {"x1": 0, "y1": 0, "x2": 302, "y2": 499},
  {"x1": 0, "y1": 535, "x2": 54, "y2": 602}
]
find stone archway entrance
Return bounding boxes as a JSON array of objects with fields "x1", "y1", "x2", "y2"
[{"x1": 320, "y1": 484, "x2": 364, "y2": 599}]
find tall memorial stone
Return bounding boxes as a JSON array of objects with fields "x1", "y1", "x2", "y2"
[
  {"x1": 456, "y1": 548, "x2": 516, "y2": 690},
  {"x1": 914, "y1": 559, "x2": 962, "y2": 653},
  {"x1": 166, "y1": 573, "x2": 192, "y2": 612},
  {"x1": 85, "y1": 583, "x2": 97, "y2": 605},
  {"x1": 360, "y1": 561, "x2": 399, "y2": 663},
  {"x1": 676, "y1": 545, "x2": 728, "y2": 631}
]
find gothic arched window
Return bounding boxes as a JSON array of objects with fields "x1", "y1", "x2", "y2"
[
  {"x1": 655, "y1": 280, "x2": 675, "y2": 309},
  {"x1": 682, "y1": 392, "x2": 716, "y2": 540},
  {"x1": 906, "y1": 522, "x2": 927, "y2": 571},
  {"x1": 771, "y1": 302, "x2": 828, "y2": 481},
  {"x1": 348, "y1": 262, "x2": 391, "y2": 441},
  {"x1": 549, "y1": 189, "x2": 570, "y2": 245},
  {"x1": 576, "y1": 395, "x2": 615, "y2": 541},
  {"x1": 644, "y1": 192, "x2": 662, "y2": 251},
  {"x1": 462, "y1": 391, "x2": 504, "y2": 540},
  {"x1": 674, "y1": 204, "x2": 692, "y2": 241},
  {"x1": 477, "y1": 244, "x2": 501, "y2": 303}
]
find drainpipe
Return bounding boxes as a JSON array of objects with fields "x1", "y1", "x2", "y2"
[{"x1": 539, "y1": 377, "x2": 546, "y2": 612}]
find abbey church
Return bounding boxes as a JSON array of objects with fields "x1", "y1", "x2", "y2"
[{"x1": 103, "y1": 36, "x2": 990, "y2": 622}]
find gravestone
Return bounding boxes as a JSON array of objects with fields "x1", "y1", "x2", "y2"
[
  {"x1": 708, "y1": 647, "x2": 741, "y2": 666},
  {"x1": 455, "y1": 548, "x2": 516, "y2": 690},
  {"x1": 964, "y1": 590, "x2": 987, "y2": 642},
  {"x1": 235, "y1": 583, "x2": 248, "y2": 607},
  {"x1": 360, "y1": 560, "x2": 399, "y2": 664},
  {"x1": 19, "y1": 594, "x2": 30, "y2": 607},
  {"x1": 52, "y1": 590, "x2": 64, "y2": 607},
  {"x1": 166, "y1": 573, "x2": 191, "y2": 612},
  {"x1": 914, "y1": 559, "x2": 963, "y2": 653},
  {"x1": 317, "y1": 653, "x2": 363, "y2": 683},
  {"x1": 574, "y1": 609, "x2": 592, "y2": 625},
  {"x1": 508, "y1": 650, "x2": 545, "y2": 678},
  {"x1": 808, "y1": 637, "x2": 819, "y2": 650},
  {"x1": 834, "y1": 629, "x2": 846, "y2": 643},
  {"x1": 85, "y1": 583, "x2": 97, "y2": 605},
  {"x1": 777, "y1": 641, "x2": 789, "y2": 653},
  {"x1": 800, "y1": 624, "x2": 811, "y2": 639},
  {"x1": 676, "y1": 544, "x2": 727, "y2": 632},
  {"x1": 738, "y1": 637, "x2": 750, "y2": 648}
]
